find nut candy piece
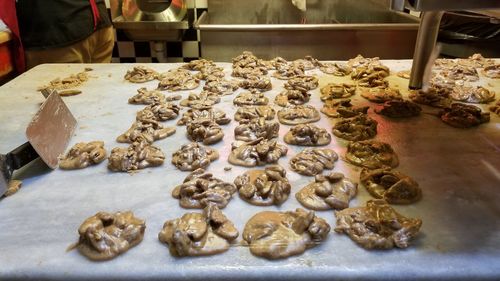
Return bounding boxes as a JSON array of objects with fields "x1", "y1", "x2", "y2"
[
  {"x1": 334, "y1": 199, "x2": 422, "y2": 249},
  {"x1": 275, "y1": 89, "x2": 310, "y2": 107},
  {"x1": 289, "y1": 148, "x2": 338, "y2": 176},
  {"x1": 360, "y1": 87, "x2": 402, "y2": 103},
  {"x1": 319, "y1": 62, "x2": 352, "y2": 76},
  {"x1": 232, "y1": 51, "x2": 265, "y2": 69},
  {"x1": 347, "y1": 54, "x2": 383, "y2": 69},
  {"x1": 332, "y1": 114, "x2": 378, "y2": 141},
  {"x1": 128, "y1": 87, "x2": 166, "y2": 105},
  {"x1": 234, "y1": 165, "x2": 291, "y2": 206},
  {"x1": 177, "y1": 108, "x2": 231, "y2": 126},
  {"x1": 158, "y1": 203, "x2": 239, "y2": 257},
  {"x1": 172, "y1": 142, "x2": 219, "y2": 171},
  {"x1": 234, "y1": 118, "x2": 280, "y2": 142},
  {"x1": 181, "y1": 58, "x2": 215, "y2": 71},
  {"x1": 233, "y1": 89, "x2": 269, "y2": 106},
  {"x1": 441, "y1": 65, "x2": 479, "y2": 82},
  {"x1": 157, "y1": 68, "x2": 199, "y2": 91},
  {"x1": 490, "y1": 100, "x2": 500, "y2": 116},
  {"x1": 75, "y1": 211, "x2": 146, "y2": 260},
  {"x1": 124, "y1": 66, "x2": 158, "y2": 83},
  {"x1": 186, "y1": 119, "x2": 224, "y2": 145},
  {"x1": 345, "y1": 140, "x2": 399, "y2": 169},
  {"x1": 438, "y1": 103, "x2": 490, "y2": 128},
  {"x1": 196, "y1": 65, "x2": 225, "y2": 81},
  {"x1": 116, "y1": 120, "x2": 176, "y2": 144},
  {"x1": 321, "y1": 99, "x2": 369, "y2": 118},
  {"x1": 351, "y1": 64, "x2": 390, "y2": 80},
  {"x1": 277, "y1": 105, "x2": 321, "y2": 125},
  {"x1": 293, "y1": 56, "x2": 320, "y2": 70},
  {"x1": 284, "y1": 75, "x2": 319, "y2": 92},
  {"x1": 243, "y1": 208, "x2": 330, "y2": 259},
  {"x1": 450, "y1": 86, "x2": 495, "y2": 104},
  {"x1": 228, "y1": 138, "x2": 288, "y2": 167},
  {"x1": 172, "y1": 168, "x2": 237, "y2": 209},
  {"x1": 272, "y1": 62, "x2": 305, "y2": 80},
  {"x1": 360, "y1": 168, "x2": 422, "y2": 204},
  {"x1": 136, "y1": 102, "x2": 180, "y2": 122},
  {"x1": 375, "y1": 100, "x2": 422, "y2": 118},
  {"x1": 396, "y1": 70, "x2": 411, "y2": 79},
  {"x1": 408, "y1": 85, "x2": 453, "y2": 108},
  {"x1": 296, "y1": 172, "x2": 357, "y2": 210},
  {"x1": 482, "y1": 64, "x2": 500, "y2": 79},
  {"x1": 457, "y1": 53, "x2": 494, "y2": 69},
  {"x1": 203, "y1": 78, "x2": 239, "y2": 96},
  {"x1": 238, "y1": 75, "x2": 272, "y2": 92},
  {"x1": 59, "y1": 141, "x2": 107, "y2": 170},
  {"x1": 320, "y1": 83, "x2": 356, "y2": 100},
  {"x1": 232, "y1": 66, "x2": 268, "y2": 79},
  {"x1": 108, "y1": 141, "x2": 165, "y2": 172},
  {"x1": 284, "y1": 124, "x2": 331, "y2": 146},
  {"x1": 234, "y1": 105, "x2": 275, "y2": 122},
  {"x1": 357, "y1": 72, "x2": 389, "y2": 88},
  {"x1": 180, "y1": 91, "x2": 221, "y2": 109}
]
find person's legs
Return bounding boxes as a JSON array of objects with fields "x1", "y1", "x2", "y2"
[
  {"x1": 24, "y1": 39, "x2": 91, "y2": 70},
  {"x1": 90, "y1": 26, "x2": 114, "y2": 63},
  {"x1": 24, "y1": 26, "x2": 113, "y2": 69}
]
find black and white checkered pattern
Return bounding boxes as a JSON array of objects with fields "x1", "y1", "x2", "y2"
[{"x1": 109, "y1": 0, "x2": 207, "y2": 63}]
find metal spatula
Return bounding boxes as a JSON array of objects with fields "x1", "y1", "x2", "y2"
[{"x1": 0, "y1": 92, "x2": 77, "y2": 196}]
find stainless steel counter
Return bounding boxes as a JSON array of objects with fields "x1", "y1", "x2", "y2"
[{"x1": 0, "y1": 62, "x2": 499, "y2": 281}]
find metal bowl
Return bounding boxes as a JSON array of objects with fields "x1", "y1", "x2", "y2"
[{"x1": 122, "y1": 0, "x2": 186, "y2": 22}]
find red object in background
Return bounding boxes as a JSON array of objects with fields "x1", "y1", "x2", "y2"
[
  {"x1": 0, "y1": 0, "x2": 25, "y2": 73},
  {"x1": 0, "y1": 39, "x2": 14, "y2": 77}
]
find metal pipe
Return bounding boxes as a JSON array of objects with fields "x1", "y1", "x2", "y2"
[{"x1": 408, "y1": 11, "x2": 444, "y2": 89}]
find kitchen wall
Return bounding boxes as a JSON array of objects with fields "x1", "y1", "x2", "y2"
[{"x1": 106, "y1": 0, "x2": 207, "y2": 63}]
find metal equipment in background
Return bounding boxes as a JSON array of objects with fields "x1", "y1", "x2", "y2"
[
  {"x1": 390, "y1": 0, "x2": 500, "y2": 89},
  {"x1": 110, "y1": 0, "x2": 188, "y2": 62},
  {"x1": 195, "y1": 0, "x2": 420, "y2": 61}
]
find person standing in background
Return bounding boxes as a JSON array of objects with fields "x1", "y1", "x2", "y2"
[{"x1": 0, "y1": 0, "x2": 114, "y2": 73}]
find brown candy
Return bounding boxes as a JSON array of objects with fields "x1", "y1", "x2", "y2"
[
  {"x1": 116, "y1": 120, "x2": 176, "y2": 144},
  {"x1": 438, "y1": 103, "x2": 490, "y2": 128},
  {"x1": 234, "y1": 118, "x2": 279, "y2": 142},
  {"x1": 332, "y1": 115, "x2": 378, "y2": 141},
  {"x1": 172, "y1": 168, "x2": 237, "y2": 209},
  {"x1": 228, "y1": 138, "x2": 287, "y2": 167},
  {"x1": 345, "y1": 140, "x2": 399, "y2": 169},
  {"x1": 296, "y1": 172, "x2": 357, "y2": 210},
  {"x1": 124, "y1": 66, "x2": 157, "y2": 83},
  {"x1": 289, "y1": 148, "x2": 338, "y2": 176},
  {"x1": 243, "y1": 208, "x2": 330, "y2": 259},
  {"x1": 375, "y1": 100, "x2": 422, "y2": 118},
  {"x1": 360, "y1": 168, "x2": 422, "y2": 204},
  {"x1": 158, "y1": 203, "x2": 238, "y2": 257},
  {"x1": 233, "y1": 89, "x2": 269, "y2": 106},
  {"x1": 108, "y1": 141, "x2": 165, "y2": 172},
  {"x1": 59, "y1": 141, "x2": 107, "y2": 170},
  {"x1": 234, "y1": 165, "x2": 291, "y2": 206},
  {"x1": 172, "y1": 142, "x2": 219, "y2": 171},
  {"x1": 335, "y1": 200, "x2": 422, "y2": 249},
  {"x1": 277, "y1": 105, "x2": 321, "y2": 125},
  {"x1": 157, "y1": 68, "x2": 199, "y2": 91},
  {"x1": 320, "y1": 83, "x2": 356, "y2": 100},
  {"x1": 75, "y1": 211, "x2": 146, "y2": 260},
  {"x1": 284, "y1": 124, "x2": 331, "y2": 146},
  {"x1": 128, "y1": 88, "x2": 166, "y2": 105},
  {"x1": 186, "y1": 119, "x2": 224, "y2": 145}
]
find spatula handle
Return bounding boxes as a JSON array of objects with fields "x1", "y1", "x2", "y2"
[
  {"x1": 9, "y1": 142, "x2": 39, "y2": 171},
  {"x1": 0, "y1": 142, "x2": 39, "y2": 197}
]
